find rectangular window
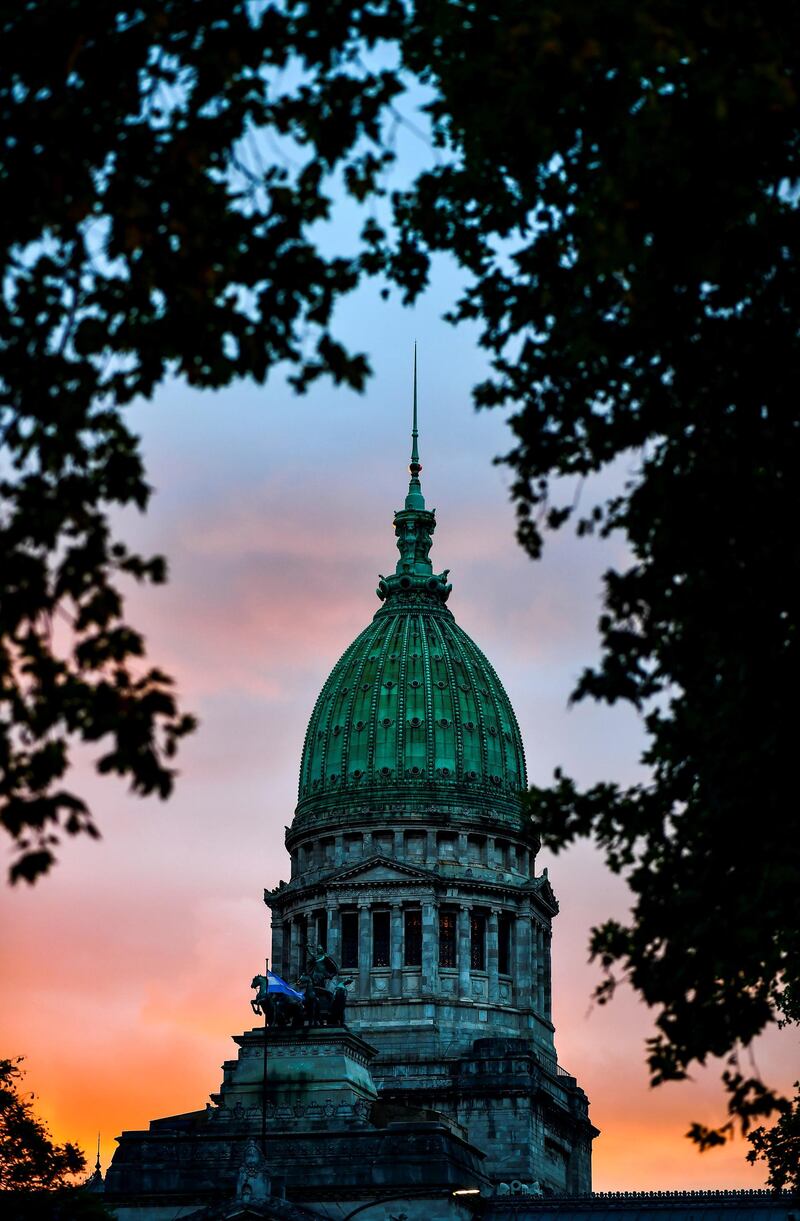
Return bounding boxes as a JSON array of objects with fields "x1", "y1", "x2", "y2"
[
  {"x1": 467, "y1": 835, "x2": 485, "y2": 864},
  {"x1": 372, "y1": 910, "x2": 390, "y2": 967},
  {"x1": 438, "y1": 834, "x2": 456, "y2": 858},
  {"x1": 340, "y1": 911, "x2": 358, "y2": 969},
  {"x1": 404, "y1": 909, "x2": 422, "y2": 966},
  {"x1": 374, "y1": 832, "x2": 393, "y2": 857},
  {"x1": 498, "y1": 913, "x2": 512, "y2": 975},
  {"x1": 471, "y1": 912, "x2": 486, "y2": 971},
  {"x1": 439, "y1": 910, "x2": 457, "y2": 968},
  {"x1": 405, "y1": 832, "x2": 425, "y2": 857},
  {"x1": 345, "y1": 833, "x2": 362, "y2": 857}
]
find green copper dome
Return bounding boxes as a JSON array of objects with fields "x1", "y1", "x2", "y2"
[
  {"x1": 297, "y1": 598, "x2": 527, "y2": 820},
  {"x1": 296, "y1": 357, "x2": 526, "y2": 823}
]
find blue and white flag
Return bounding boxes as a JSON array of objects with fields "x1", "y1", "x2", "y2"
[{"x1": 266, "y1": 970, "x2": 304, "y2": 1001}]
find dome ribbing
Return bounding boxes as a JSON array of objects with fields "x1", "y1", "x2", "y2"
[
  {"x1": 297, "y1": 594, "x2": 526, "y2": 820},
  {"x1": 296, "y1": 353, "x2": 526, "y2": 824}
]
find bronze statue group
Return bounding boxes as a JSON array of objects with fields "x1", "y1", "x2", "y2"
[{"x1": 250, "y1": 945, "x2": 353, "y2": 1029}]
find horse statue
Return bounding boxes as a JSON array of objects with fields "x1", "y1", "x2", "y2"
[
  {"x1": 250, "y1": 963, "x2": 353, "y2": 1029},
  {"x1": 250, "y1": 973, "x2": 304, "y2": 1028}
]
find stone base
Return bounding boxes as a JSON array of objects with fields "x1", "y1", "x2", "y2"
[
  {"x1": 359, "y1": 1034, "x2": 597, "y2": 1193},
  {"x1": 104, "y1": 1025, "x2": 490, "y2": 1220},
  {"x1": 212, "y1": 1026, "x2": 379, "y2": 1113}
]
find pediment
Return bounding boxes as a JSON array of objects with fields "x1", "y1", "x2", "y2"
[
  {"x1": 529, "y1": 871, "x2": 559, "y2": 913},
  {"x1": 330, "y1": 854, "x2": 433, "y2": 886}
]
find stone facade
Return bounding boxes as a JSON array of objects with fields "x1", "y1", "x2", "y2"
[
  {"x1": 266, "y1": 846, "x2": 592, "y2": 1191},
  {"x1": 105, "y1": 1027, "x2": 491, "y2": 1219}
]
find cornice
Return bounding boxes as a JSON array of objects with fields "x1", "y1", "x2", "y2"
[{"x1": 265, "y1": 858, "x2": 556, "y2": 914}]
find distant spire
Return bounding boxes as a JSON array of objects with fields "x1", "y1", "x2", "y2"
[
  {"x1": 84, "y1": 1132, "x2": 104, "y2": 1192},
  {"x1": 405, "y1": 343, "x2": 425, "y2": 511}
]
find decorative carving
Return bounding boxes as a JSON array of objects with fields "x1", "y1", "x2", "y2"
[{"x1": 235, "y1": 1140, "x2": 270, "y2": 1205}]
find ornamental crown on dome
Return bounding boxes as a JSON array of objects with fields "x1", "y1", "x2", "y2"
[{"x1": 295, "y1": 351, "x2": 526, "y2": 825}]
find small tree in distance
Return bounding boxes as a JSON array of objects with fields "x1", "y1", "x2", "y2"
[{"x1": 0, "y1": 1056, "x2": 84, "y2": 1189}]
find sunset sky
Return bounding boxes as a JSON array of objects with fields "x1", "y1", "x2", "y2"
[{"x1": 0, "y1": 232, "x2": 794, "y2": 1190}]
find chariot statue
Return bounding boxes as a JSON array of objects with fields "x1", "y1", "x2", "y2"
[{"x1": 250, "y1": 957, "x2": 353, "y2": 1029}]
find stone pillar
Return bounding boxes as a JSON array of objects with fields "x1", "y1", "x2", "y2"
[
  {"x1": 425, "y1": 829, "x2": 436, "y2": 865},
  {"x1": 358, "y1": 903, "x2": 371, "y2": 999},
  {"x1": 270, "y1": 920, "x2": 284, "y2": 979},
  {"x1": 289, "y1": 919, "x2": 301, "y2": 981},
  {"x1": 487, "y1": 909, "x2": 500, "y2": 1003},
  {"x1": 458, "y1": 905, "x2": 471, "y2": 999},
  {"x1": 544, "y1": 928, "x2": 553, "y2": 1021},
  {"x1": 514, "y1": 907, "x2": 532, "y2": 1010},
  {"x1": 362, "y1": 830, "x2": 373, "y2": 858},
  {"x1": 422, "y1": 901, "x2": 438, "y2": 995},
  {"x1": 393, "y1": 829, "x2": 404, "y2": 860},
  {"x1": 538, "y1": 925, "x2": 547, "y2": 1014},
  {"x1": 334, "y1": 834, "x2": 344, "y2": 867},
  {"x1": 457, "y1": 831, "x2": 469, "y2": 863},
  {"x1": 390, "y1": 903, "x2": 403, "y2": 997},
  {"x1": 327, "y1": 904, "x2": 340, "y2": 964}
]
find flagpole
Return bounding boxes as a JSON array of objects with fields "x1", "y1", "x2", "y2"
[{"x1": 261, "y1": 956, "x2": 268, "y2": 1156}]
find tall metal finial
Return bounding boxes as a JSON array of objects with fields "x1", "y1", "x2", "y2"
[
  {"x1": 95, "y1": 1133, "x2": 101, "y2": 1174},
  {"x1": 405, "y1": 343, "x2": 425, "y2": 510},
  {"x1": 377, "y1": 343, "x2": 451, "y2": 603}
]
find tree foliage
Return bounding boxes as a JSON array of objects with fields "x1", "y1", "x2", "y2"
[
  {"x1": 0, "y1": 1057, "x2": 113, "y2": 1217},
  {"x1": 747, "y1": 1083, "x2": 800, "y2": 1193},
  {"x1": 0, "y1": 0, "x2": 390, "y2": 881},
  {"x1": 0, "y1": 1057, "x2": 84, "y2": 1189},
  {"x1": 2, "y1": 0, "x2": 798, "y2": 1173}
]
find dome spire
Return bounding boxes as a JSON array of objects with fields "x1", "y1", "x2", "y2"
[
  {"x1": 405, "y1": 343, "x2": 425, "y2": 511},
  {"x1": 376, "y1": 346, "x2": 452, "y2": 605}
]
